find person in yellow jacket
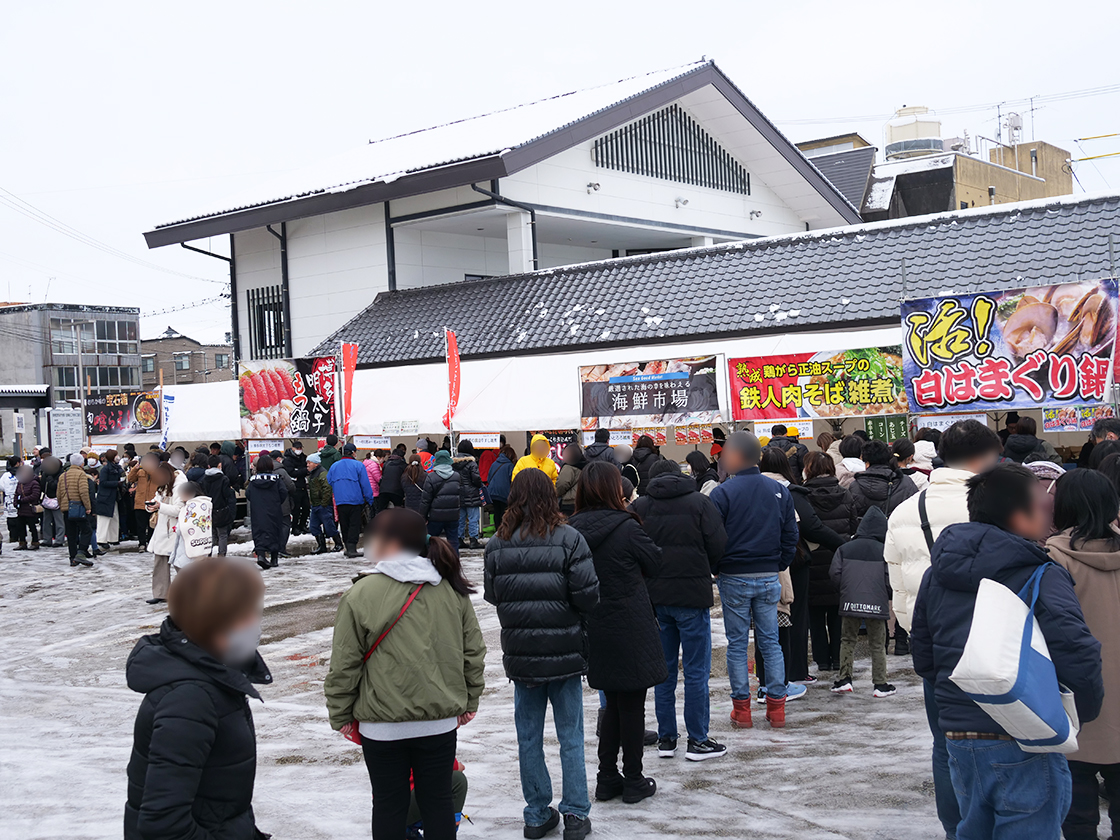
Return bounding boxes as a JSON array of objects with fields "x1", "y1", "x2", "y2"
[{"x1": 512, "y1": 434, "x2": 559, "y2": 485}]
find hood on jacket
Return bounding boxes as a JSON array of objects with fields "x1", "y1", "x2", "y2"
[
  {"x1": 569, "y1": 507, "x2": 633, "y2": 551},
  {"x1": 912, "y1": 440, "x2": 937, "y2": 472},
  {"x1": 220, "y1": 441, "x2": 235, "y2": 457},
  {"x1": 803, "y1": 475, "x2": 846, "y2": 511},
  {"x1": 1047, "y1": 526, "x2": 1120, "y2": 573},
  {"x1": 854, "y1": 505, "x2": 888, "y2": 541},
  {"x1": 452, "y1": 455, "x2": 476, "y2": 466},
  {"x1": 126, "y1": 618, "x2": 270, "y2": 699},
  {"x1": 431, "y1": 450, "x2": 454, "y2": 479},
  {"x1": 932, "y1": 521, "x2": 1050, "y2": 594},
  {"x1": 1025, "y1": 460, "x2": 1066, "y2": 481},
  {"x1": 361, "y1": 552, "x2": 444, "y2": 586},
  {"x1": 840, "y1": 456, "x2": 866, "y2": 474},
  {"x1": 204, "y1": 467, "x2": 223, "y2": 477},
  {"x1": 1003, "y1": 433, "x2": 1042, "y2": 462},
  {"x1": 584, "y1": 442, "x2": 612, "y2": 458},
  {"x1": 646, "y1": 471, "x2": 697, "y2": 499},
  {"x1": 632, "y1": 446, "x2": 658, "y2": 465}
]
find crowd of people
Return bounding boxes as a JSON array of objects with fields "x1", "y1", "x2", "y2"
[{"x1": 12, "y1": 414, "x2": 1115, "y2": 840}]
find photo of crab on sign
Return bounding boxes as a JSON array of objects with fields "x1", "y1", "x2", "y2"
[{"x1": 901, "y1": 279, "x2": 1118, "y2": 412}]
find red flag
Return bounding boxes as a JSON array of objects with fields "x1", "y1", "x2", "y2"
[
  {"x1": 443, "y1": 329, "x2": 460, "y2": 430},
  {"x1": 341, "y1": 342, "x2": 359, "y2": 434}
]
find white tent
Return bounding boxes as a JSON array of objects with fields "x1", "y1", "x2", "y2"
[{"x1": 90, "y1": 380, "x2": 242, "y2": 446}]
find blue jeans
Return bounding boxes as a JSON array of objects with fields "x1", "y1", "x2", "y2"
[
  {"x1": 946, "y1": 738, "x2": 1071, "y2": 840},
  {"x1": 925, "y1": 679, "x2": 961, "y2": 839},
  {"x1": 458, "y1": 506, "x2": 480, "y2": 540},
  {"x1": 717, "y1": 573, "x2": 785, "y2": 699},
  {"x1": 654, "y1": 605, "x2": 711, "y2": 743},
  {"x1": 513, "y1": 677, "x2": 591, "y2": 824},
  {"x1": 308, "y1": 505, "x2": 338, "y2": 539},
  {"x1": 427, "y1": 520, "x2": 460, "y2": 554}
]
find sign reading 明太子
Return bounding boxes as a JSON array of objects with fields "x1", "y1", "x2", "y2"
[
  {"x1": 239, "y1": 357, "x2": 337, "y2": 440},
  {"x1": 578, "y1": 357, "x2": 721, "y2": 431},
  {"x1": 901, "y1": 279, "x2": 1118, "y2": 412},
  {"x1": 728, "y1": 348, "x2": 908, "y2": 422}
]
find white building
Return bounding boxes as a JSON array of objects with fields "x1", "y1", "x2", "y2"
[{"x1": 146, "y1": 60, "x2": 859, "y2": 361}]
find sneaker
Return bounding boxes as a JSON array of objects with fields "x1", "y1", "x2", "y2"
[
  {"x1": 622, "y1": 776, "x2": 656, "y2": 804},
  {"x1": 784, "y1": 683, "x2": 807, "y2": 701},
  {"x1": 657, "y1": 736, "x2": 677, "y2": 758},
  {"x1": 685, "y1": 738, "x2": 727, "y2": 761},
  {"x1": 524, "y1": 806, "x2": 560, "y2": 839},
  {"x1": 755, "y1": 686, "x2": 767, "y2": 704},
  {"x1": 798, "y1": 674, "x2": 818, "y2": 684},
  {"x1": 562, "y1": 814, "x2": 591, "y2": 840},
  {"x1": 643, "y1": 729, "x2": 657, "y2": 747},
  {"x1": 873, "y1": 683, "x2": 897, "y2": 698},
  {"x1": 831, "y1": 679, "x2": 854, "y2": 693}
]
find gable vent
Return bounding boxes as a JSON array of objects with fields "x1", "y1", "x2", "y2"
[{"x1": 592, "y1": 104, "x2": 750, "y2": 195}]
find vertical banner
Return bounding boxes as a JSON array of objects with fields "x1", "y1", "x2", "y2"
[
  {"x1": 159, "y1": 394, "x2": 175, "y2": 450},
  {"x1": 443, "y1": 329, "x2": 461, "y2": 430},
  {"x1": 341, "y1": 342, "x2": 359, "y2": 435}
]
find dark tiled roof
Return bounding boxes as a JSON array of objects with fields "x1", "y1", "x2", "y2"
[
  {"x1": 808, "y1": 146, "x2": 877, "y2": 209},
  {"x1": 316, "y1": 194, "x2": 1120, "y2": 367}
]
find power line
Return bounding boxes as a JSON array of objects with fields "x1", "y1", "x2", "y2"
[
  {"x1": 142, "y1": 295, "x2": 229, "y2": 317},
  {"x1": 0, "y1": 186, "x2": 228, "y2": 286},
  {"x1": 775, "y1": 83, "x2": 1120, "y2": 126}
]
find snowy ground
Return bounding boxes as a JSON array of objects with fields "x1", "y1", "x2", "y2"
[{"x1": 1, "y1": 533, "x2": 946, "y2": 840}]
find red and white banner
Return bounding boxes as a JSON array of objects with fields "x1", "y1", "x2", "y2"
[
  {"x1": 341, "y1": 342, "x2": 359, "y2": 434},
  {"x1": 443, "y1": 329, "x2": 461, "y2": 430}
]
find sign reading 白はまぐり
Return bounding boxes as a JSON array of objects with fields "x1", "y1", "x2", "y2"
[{"x1": 901, "y1": 279, "x2": 1118, "y2": 412}]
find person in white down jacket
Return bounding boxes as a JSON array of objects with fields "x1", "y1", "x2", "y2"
[{"x1": 883, "y1": 419, "x2": 1003, "y2": 840}]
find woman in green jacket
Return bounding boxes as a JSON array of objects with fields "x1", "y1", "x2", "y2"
[{"x1": 325, "y1": 508, "x2": 485, "y2": 840}]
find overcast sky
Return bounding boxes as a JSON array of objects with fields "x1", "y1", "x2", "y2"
[{"x1": 3, "y1": 1, "x2": 1117, "y2": 344}]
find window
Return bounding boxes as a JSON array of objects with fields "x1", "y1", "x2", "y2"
[
  {"x1": 141, "y1": 357, "x2": 155, "y2": 373},
  {"x1": 247, "y1": 284, "x2": 286, "y2": 359},
  {"x1": 174, "y1": 355, "x2": 191, "y2": 371},
  {"x1": 592, "y1": 104, "x2": 751, "y2": 195},
  {"x1": 214, "y1": 353, "x2": 229, "y2": 369}
]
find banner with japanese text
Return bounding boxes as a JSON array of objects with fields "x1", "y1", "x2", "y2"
[
  {"x1": 728, "y1": 347, "x2": 907, "y2": 421},
  {"x1": 901, "y1": 279, "x2": 1117, "y2": 412},
  {"x1": 578, "y1": 357, "x2": 721, "y2": 431},
  {"x1": 85, "y1": 390, "x2": 161, "y2": 436},
  {"x1": 1044, "y1": 404, "x2": 1118, "y2": 432},
  {"x1": 239, "y1": 357, "x2": 337, "y2": 439}
]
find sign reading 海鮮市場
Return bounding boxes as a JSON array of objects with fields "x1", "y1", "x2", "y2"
[{"x1": 901, "y1": 279, "x2": 1118, "y2": 413}]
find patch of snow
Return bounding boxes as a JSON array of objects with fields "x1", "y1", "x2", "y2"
[
  {"x1": 595, "y1": 309, "x2": 605, "y2": 316},
  {"x1": 754, "y1": 314, "x2": 765, "y2": 322},
  {"x1": 769, "y1": 304, "x2": 780, "y2": 313},
  {"x1": 775, "y1": 311, "x2": 788, "y2": 321},
  {"x1": 569, "y1": 324, "x2": 580, "y2": 335},
  {"x1": 788, "y1": 309, "x2": 801, "y2": 317},
  {"x1": 644, "y1": 316, "x2": 663, "y2": 327},
  {"x1": 517, "y1": 331, "x2": 527, "y2": 342},
  {"x1": 640, "y1": 307, "x2": 650, "y2": 314},
  {"x1": 600, "y1": 330, "x2": 611, "y2": 339},
  {"x1": 841, "y1": 298, "x2": 851, "y2": 305}
]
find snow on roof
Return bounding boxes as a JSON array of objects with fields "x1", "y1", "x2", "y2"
[
  {"x1": 874, "y1": 153, "x2": 955, "y2": 176},
  {"x1": 160, "y1": 62, "x2": 708, "y2": 228}
]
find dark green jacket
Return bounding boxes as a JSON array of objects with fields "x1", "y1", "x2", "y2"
[
  {"x1": 324, "y1": 563, "x2": 486, "y2": 729},
  {"x1": 308, "y1": 467, "x2": 333, "y2": 507},
  {"x1": 319, "y1": 445, "x2": 342, "y2": 474}
]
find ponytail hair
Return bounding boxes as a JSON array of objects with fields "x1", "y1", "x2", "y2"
[{"x1": 363, "y1": 508, "x2": 475, "y2": 596}]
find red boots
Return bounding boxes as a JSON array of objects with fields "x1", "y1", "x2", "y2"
[
  {"x1": 730, "y1": 698, "x2": 753, "y2": 729},
  {"x1": 765, "y1": 695, "x2": 787, "y2": 728}
]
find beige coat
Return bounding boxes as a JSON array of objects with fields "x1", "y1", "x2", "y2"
[{"x1": 1046, "y1": 528, "x2": 1120, "y2": 765}]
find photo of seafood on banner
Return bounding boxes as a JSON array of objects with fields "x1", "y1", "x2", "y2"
[
  {"x1": 900, "y1": 278, "x2": 1119, "y2": 412},
  {"x1": 238, "y1": 357, "x2": 338, "y2": 439}
]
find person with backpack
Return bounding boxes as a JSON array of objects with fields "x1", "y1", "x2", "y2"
[
  {"x1": 555, "y1": 442, "x2": 587, "y2": 516},
  {"x1": 58, "y1": 453, "x2": 94, "y2": 566},
  {"x1": 484, "y1": 468, "x2": 599, "y2": 840},
  {"x1": 848, "y1": 439, "x2": 918, "y2": 519},
  {"x1": 199, "y1": 455, "x2": 237, "y2": 555},
  {"x1": 828, "y1": 506, "x2": 895, "y2": 697},
  {"x1": 911, "y1": 463, "x2": 1104, "y2": 840},
  {"x1": 884, "y1": 420, "x2": 1002, "y2": 839},
  {"x1": 1046, "y1": 470, "x2": 1120, "y2": 840},
  {"x1": 767, "y1": 424, "x2": 809, "y2": 482},
  {"x1": 421, "y1": 450, "x2": 463, "y2": 550},
  {"x1": 246, "y1": 454, "x2": 288, "y2": 570},
  {"x1": 324, "y1": 509, "x2": 485, "y2": 840},
  {"x1": 486, "y1": 445, "x2": 516, "y2": 527},
  {"x1": 632, "y1": 460, "x2": 728, "y2": 762},
  {"x1": 1002, "y1": 415, "x2": 1062, "y2": 465},
  {"x1": 378, "y1": 447, "x2": 407, "y2": 511},
  {"x1": 452, "y1": 441, "x2": 484, "y2": 550}
]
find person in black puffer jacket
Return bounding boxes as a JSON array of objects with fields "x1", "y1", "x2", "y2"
[
  {"x1": 630, "y1": 435, "x2": 662, "y2": 496},
  {"x1": 281, "y1": 443, "x2": 309, "y2": 536},
  {"x1": 453, "y1": 441, "x2": 484, "y2": 549},
  {"x1": 767, "y1": 425, "x2": 809, "y2": 481},
  {"x1": 125, "y1": 558, "x2": 272, "y2": 840},
  {"x1": 484, "y1": 467, "x2": 599, "y2": 837},
  {"x1": 569, "y1": 462, "x2": 665, "y2": 805},
  {"x1": 632, "y1": 460, "x2": 727, "y2": 759},
  {"x1": 421, "y1": 450, "x2": 463, "y2": 549},
  {"x1": 801, "y1": 451, "x2": 857, "y2": 671},
  {"x1": 377, "y1": 450, "x2": 407, "y2": 511},
  {"x1": 848, "y1": 439, "x2": 918, "y2": 520}
]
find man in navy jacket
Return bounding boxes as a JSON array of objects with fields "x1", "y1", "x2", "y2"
[
  {"x1": 912, "y1": 463, "x2": 1103, "y2": 840},
  {"x1": 709, "y1": 432, "x2": 798, "y2": 729}
]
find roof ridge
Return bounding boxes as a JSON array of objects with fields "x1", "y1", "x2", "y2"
[{"x1": 365, "y1": 61, "x2": 710, "y2": 148}]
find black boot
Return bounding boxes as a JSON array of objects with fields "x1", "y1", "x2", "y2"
[
  {"x1": 333, "y1": 537, "x2": 344, "y2": 552},
  {"x1": 270, "y1": 552, "x2": 279, "y2": 568},
  {"x1": 313, "y1": 534, "x2": 328, "y2": 555},
  {"x1": 469, "y1": 536, "x2": 481, "y2": 550},
  {"x1": 256, "y1": 554, "x2": 270, "y2": 570},
  {"x1": 893, "y1": 626, "x2": 911, "y2": 656},
  {"x1": 344, "y1": 544, "x2": 359, "y2": 558}
]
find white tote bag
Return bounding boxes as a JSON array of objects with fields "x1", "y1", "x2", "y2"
[{"x1": 949, "y1": 563, "x2": 1080, "y2": 753}]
